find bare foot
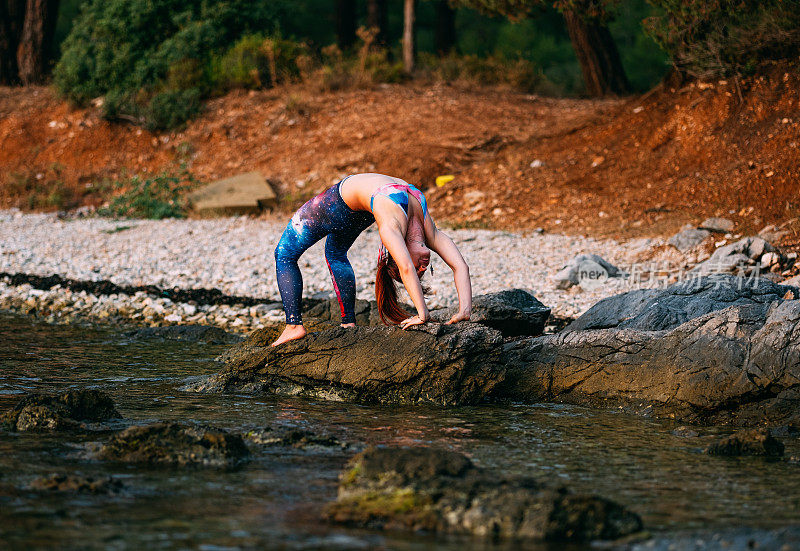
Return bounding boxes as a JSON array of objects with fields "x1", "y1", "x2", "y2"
[
  {"x1": 340, "y1": 323, "x2": 356, "y2": 328},
  {"x1": 271, "y1": 324, "x2": 307, "y2": 347}
]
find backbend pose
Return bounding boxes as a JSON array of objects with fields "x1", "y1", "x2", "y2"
[{"x1": 272, "y1": 172, "x2": 472, "y2": 346}]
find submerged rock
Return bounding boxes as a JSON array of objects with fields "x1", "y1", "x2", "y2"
[
  {"x1": 199, "y1": 323, "x2": 506, "y2": 406},
  {"x1": 433, "y1": 289, "x2": 550, "y2": 337},
  {"x1": 325, "y1": 446, "x2": 643, "y2": 541},
  {"x1": 1, "y1": 390, "x2": 120, "y2": 432},
  {"x1": 706, "y1": 428, "x2": 785, "y2": 457},
  {"x1": 126, "y1": 324, "x2": 243, "y2": 344},
  {"x1": 244, "y1": 428, "x2": 349, "y2": 449},
  {"x1": 31, "y1": 473, "x2": 125, "y2": 494},
  {"x1": 96, "y1": 422, "x2": 249, "y2": 467}
]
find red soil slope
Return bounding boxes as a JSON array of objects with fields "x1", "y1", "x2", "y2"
[{"x1": 1, "y1": 66, "x2": 798, "y2": 247}]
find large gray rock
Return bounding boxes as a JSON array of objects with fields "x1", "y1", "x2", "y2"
[
  {"x1": 667, "y1": 226, "x2": 711, "y2": 252},
  {"x1": 196, "y1": 323, "x2": 506, "y2": 406},
  {"x1": 554, "y1": 254, "x2": 621, "y2": 290},
  {"x1": 325, "y1": 446, "x2": 643, "y2": 542},
  {"x1": 567, "y1": 274, "x2": 797, "y2": 331},
  {"x1": 433, "y1": 289, "x2": 550, "y2": 337},
  {"x1": 500, "y1": 298, "x2": 800, "y2": 426}
]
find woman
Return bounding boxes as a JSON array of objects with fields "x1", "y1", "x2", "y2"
[{"x1": 272, "y1": 172, "x2": 472, "y2": 347}]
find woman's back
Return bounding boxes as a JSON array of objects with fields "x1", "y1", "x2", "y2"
[{"x1": 339, "y1": 173, "x2": 425, "y2": 222}]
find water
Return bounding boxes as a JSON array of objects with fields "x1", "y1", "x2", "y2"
[{"x1": 1, "y1": 313, "x2": 799, "y2": 549}]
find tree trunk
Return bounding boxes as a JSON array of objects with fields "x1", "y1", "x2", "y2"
[
  {"x1": 335, "y1": 0, "x2": 357, "y2": 50},
  {"x1": 402, "y1": 0, "x2": 415, "y2": 73},
  {"x1": 0, "y1": 0, "x2": 26, "y2": 85},
  {"x1": 17, "y1": 0, "x2": 60, "y2": 84},
  {"x1": 435, "y1": 0, "x2": 456, "y2": 56},
  {"x1": 563, "y1": 10, "x2": 630, "y2": 97},
  {"x1": 366, "y1": 0, "x2": 388, "y2": 49}
]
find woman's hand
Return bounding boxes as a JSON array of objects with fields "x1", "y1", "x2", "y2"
[
  {"x1": 445, "y1": 309, "x2": 471, "y2": 324},
  {"x1": 400, "y1": 315, "x2": 427, "y2": 330}
]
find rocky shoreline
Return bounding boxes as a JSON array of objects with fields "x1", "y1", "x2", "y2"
[{"x1": 199, "y1": 275, "x2": 800, "y2": 429}]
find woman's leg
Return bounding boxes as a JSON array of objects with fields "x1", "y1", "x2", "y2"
[
  {"x1": 275, "y1": 223, "x2": 312, "y2": 326},
  {"x1": 325, "y1": 216, "x2": 374, "y2": 325}
]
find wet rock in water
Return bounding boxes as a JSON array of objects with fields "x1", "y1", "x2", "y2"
[
  {"x1": 126, "y1": 324, "x2": 243, "y2": 344},
  {"x1": 567, "y1": 274, "x2": 797, "y2": 331},
  {"x1": 672, "y1": 426, "x2": 700, "y2": 438},
  {"x1": 667, "y1": 225, "x2": 711, "y2": 252},
  {"x1": 199, "y1": 323, "x2": 506, "y2": 406},
  {"x1": 1, "y1": 390, "x2": 120, "y2": 432},
  {"x1": 500, "y1": 282, "x2": 800, "y2": 426},
  {"x1": 31, "y1": 473, "x2": 124, "y2": 494},
  {"x1": 324, "y1": 446, "x2": 643, "y2": 541},
  {"x1": 554, "y1": 254, "x2": 621, "y2": 290},
  {"x1": 96, "y1": 422, "x2": 249, "y2": 467},
  {"x1": 433, "y1": 289, "x2": 550, "y2": 337},
  {"x1": 244, "y1": 428, "x2": 348, "y2": 449},
  {"x1": 706, "y1": 428, "x2": 785, "y2": 457}
]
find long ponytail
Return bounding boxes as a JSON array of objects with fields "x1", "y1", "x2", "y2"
[{"x1": 375, "y1": 248, "x2": 412, "y2": 325}]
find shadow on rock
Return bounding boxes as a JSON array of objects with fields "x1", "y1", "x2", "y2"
[{"x1": 324, "y1": 446, "x2": 643, "y2": 542}]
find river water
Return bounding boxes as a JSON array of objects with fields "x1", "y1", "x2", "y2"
[{"x1": 1, "y1": 313, "x2": 798, "y2": 549}]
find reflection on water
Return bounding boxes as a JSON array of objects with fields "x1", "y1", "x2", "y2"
[{"x1": 1, "y1": 313, "x2": 798, "y2": 549}]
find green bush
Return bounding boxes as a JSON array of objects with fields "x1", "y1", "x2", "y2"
[
  {"x1": 98, "y1": 172, "x2": 194, "y2": 219},
  {"x1": 53, "y1": 0, "x2": 284, "y2": 128},
  {"x1": 301, "y1": 28, "x2": 408, "y2": 92},
  {"x1": 208, "y1": 34, "x2": 311, "y2": 92},
  {"x1": 646, "y1": 0, "x2": 800, "y2": 78}
]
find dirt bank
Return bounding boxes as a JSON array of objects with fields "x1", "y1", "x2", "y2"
[{"x1": 1, "y1": 64, "x2": 798, "y2": 246}]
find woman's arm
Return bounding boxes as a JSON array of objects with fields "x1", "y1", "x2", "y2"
[
  {"x1": 425, "y1": 219, "x2": 472, "y2": 323},
  {"x1": 376, "y1": 214, "x2": 429, "y2": 327}
]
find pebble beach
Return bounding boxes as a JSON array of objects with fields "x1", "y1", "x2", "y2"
[{"x1": 0, "y1": 209, "x2": 683, "y2": 331}]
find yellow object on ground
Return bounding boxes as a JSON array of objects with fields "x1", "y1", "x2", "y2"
[{"x1": 436, "y1": 175, "x2": 455, "y2": 187}]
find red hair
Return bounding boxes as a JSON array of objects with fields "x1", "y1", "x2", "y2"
[
  {"x1": 375, "y1": 248, "x2": 412, "y2": 325},
  {"x1": 375, "y1": 247, "x2": 430, "y2": 325}
]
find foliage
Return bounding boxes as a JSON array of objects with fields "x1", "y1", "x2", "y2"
[
  {"x1": 5, "y1": 164, "x2": 81, "y2": 211},
  {"x1": 97, "y1": 171, "x2": 195, "y2": 219},
  {"x1": 421, "y1": 52, "x2": 546, "y2": 92},
  {"x1": 208, "y1": 34, "x2": 311, "y2": 91},
  {"x1": 645, "y1": 0, "x2": 800, "y2": 78},
  {"x1": 302, "y1": 27, "x2": 407, "y2": 91},
  {"x1": 53, "y1": 0, "x2": 285, "y2": 129},
  {"x1": 454, "y1": 0, "x2": 621, "y2": 21}
]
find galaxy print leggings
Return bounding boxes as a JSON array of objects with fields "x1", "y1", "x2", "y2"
[{"x1": 274, "y1": 180, "x2": 375, "y2": 325}]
